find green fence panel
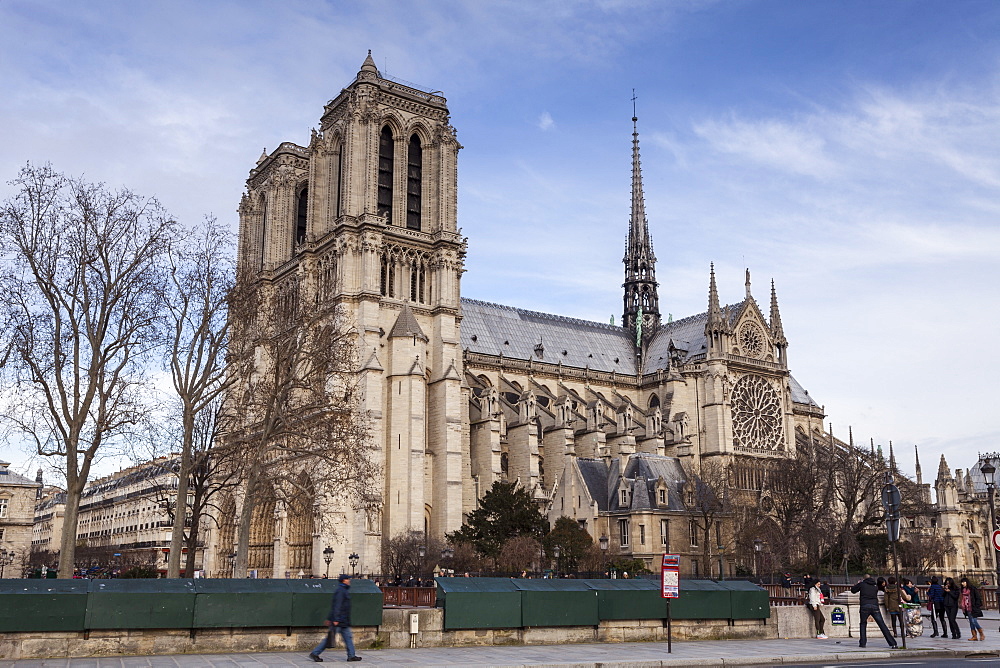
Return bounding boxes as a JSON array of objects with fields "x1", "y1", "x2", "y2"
[
  {"x1": 193, "y1": 579, "x2": 293, "y2": 627},
  {"x1": 586, "y1": 578, "x2": 667, "y2": 620},
  {"x1": 289, "y1": 579, "x2": 383, "y2": 628},
  {"x1": 0, "y1": 579, "x2": 89, "y2": 632},
  {"x1": 669, "y1": 579, "x2": 731, "y2": 620},
  {"x1": 86, "y1": 579, "x2": 197, "y2": 629},
  {"x1": 437, "y1": 577, "x2": 522, "y2": 629},
  {"x1": 725, "y1": 580, "x2": 770, "y2": 619},
  {"x1": 515, "y1": 579, "x2": 599, "y2": 627}
]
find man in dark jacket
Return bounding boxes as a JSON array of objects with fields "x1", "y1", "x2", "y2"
[
  {"x1": 309, "y1": 575, "x2": 361, "y2": 662},
  {"x1": 927, "y1": 576, "x2": 946, "y2": 638},
  {"x1": 851, "y1": 574, "x2": 897, "y2": 649}
]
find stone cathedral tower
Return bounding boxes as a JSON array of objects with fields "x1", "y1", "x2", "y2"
[{"x1": 234, "y1": 53, "x2": 467, "y2": 574}]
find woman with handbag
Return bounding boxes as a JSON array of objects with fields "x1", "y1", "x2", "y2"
[{"x1": 959, "y1": 576, "x2": 984, "y2": 641}]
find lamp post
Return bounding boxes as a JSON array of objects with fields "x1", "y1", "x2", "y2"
[
  {"x1": 979, "y1": 453, "x2": 1000, "y2": 624},
  {"x1": 0, "y1": 549, "x2": 14, "y2": 578},
  {"x1": 323, "y1": 546, "x2": 334, "y2": 578},
  {"x1": 717, "y1": 543, "x2": 725, "y2": 581},
  {"x1": 752, "y1": 539, "x2": 762, "y2": 580},
  {"x1": 552, "y1": 545, "x2": 561, "y2": 575},
  {"x1": 227, "y1": 552, "x2": 237, "y2": 579},
  {"x1": 348, "y1": 552, "x2": 359, "y2": 577},
  {"x1": 441, "y1": 546, "x2": 454, "y2": 576},
  {"x1": 599, "y1": 535, "x2": 609, "y2": 578}
]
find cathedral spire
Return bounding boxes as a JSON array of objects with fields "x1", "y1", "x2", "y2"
[
  {"x1": 914, "y1": 444, "x2": 923, "y2": 485},
  {"x1": 622, "y1": 107, "x2": 660, "y2": 342},
  {"x1": 889, "y1": 440, "x2": 897, "y2": 472},
  {"x1": 769, "y1": 279, "x2": 788, "y2": 365},
  {"x1": 938, "y1": 454, "x2": 951, "y2": 480},
  {"x1": 704, "y1": 263, "x2": 730, "y2": 358},
  {"x1": 360, "y1": 50, "x2": 379, "y2": 76}
]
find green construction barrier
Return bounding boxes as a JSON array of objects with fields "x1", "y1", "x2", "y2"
[
  {"x1": 437, "y1": 577, "x2": 522, "y2": 629},
  {"x1": 86, "y1": 579, "x2": 197, "y2": 629},
  {"x1": 586, "y1": 578, "x2": 667, "y2": 620},
  {"x1": 669, "y1": 579, "x2": 731, "y2": 620},
  {"x1": 0, "y1": 579, "x2": 89, "y2": 632},
  {"x1": 725, "y1": 580, "x2": 770, "y2": 620},
  {"x1": 515, "y1": 579, "x2": 599, "y2": 627},
  {"x1": 289, "y1": 578, "x2": 383, "y2": 628},
  {"x1": 192, "y1": 579, "x2": 293, "y2": 627}
]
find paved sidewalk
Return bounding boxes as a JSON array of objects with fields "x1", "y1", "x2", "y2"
[{"x1": 3, "y1": 634, "x2": 1000, "y2": 668}]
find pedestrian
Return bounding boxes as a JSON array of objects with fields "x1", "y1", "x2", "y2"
[
  {"x1": 884, "y1": 576, "x2": 908, "y2": 637},
  {"x1": 781, "y1": 573, "x2": 792, "y2": 590},
  {"x1": 959, "y1": 576, "x2": 984, "y2": 641},
  {"x1": 851, "y1": 574, "x2": 897, "y2": 649},
  {"x1": 803, "y1": 573, "x2": 815, "y2": 590},
  {"x1": 819, "y1": 581, "x2": 831, "y2": 600},
  {"x1": 926, "y1": 576, "x2": 946, "y2": 638},
  {"x1": 807, "y1": 580, "x2": 827, "y2": 639},
  {"x1": 943, "y1": 577, "x2": 962, "y2": 639},
  {"x1": 309, "y1": 574, "x2": 362, "y2": 662}
]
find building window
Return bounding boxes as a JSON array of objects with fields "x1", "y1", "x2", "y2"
[
  {"x1": 0, "y1": 498, "x2": 7, "y2": 518},
  {"x1": 618, "y1": 518, "x2": 629, "y2": 547},
  {"x1": 639, "y1": 524, "x2": 646, "y2": 545},
  {"x1": 296, "y1": 186, "x2": 308, "y2": 244},
  {"x1": 406, "y1": 134, "x2": 422, "y2": 230},
  {"x1": 378, "y1": 125, "x2": 394, "y2": 224},
  {"x1": 621, "y1": 489, "x2": 628, "y2": 506},
  {"x1": 660, "y1": 519, "x2": 669, "y2": 548},
  {"x1": 689, "y1": 520, "x2": 698, "y2": 547},
  {"x1": 659, "y1": 489, "x2": 666, "y2": 504}
]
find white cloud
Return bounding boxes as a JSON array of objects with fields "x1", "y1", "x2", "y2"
[{"x1": 537, "y1": 111, "x2": 556, "y2": 131}]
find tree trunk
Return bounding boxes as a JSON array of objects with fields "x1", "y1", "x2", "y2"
[
  {"x1": 233, "y1": 471, "x2": 258, "y2": 578},
  {"x1": 57, "y1": 482, "x2": 84, "y2": 579},
  {"x1": 167, "y1": 414, "x2": 195, "y2": 578}
]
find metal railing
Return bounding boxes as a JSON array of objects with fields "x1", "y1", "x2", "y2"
[{"x1": 380, "y1": 586, "x2": 436, "y2": 607}]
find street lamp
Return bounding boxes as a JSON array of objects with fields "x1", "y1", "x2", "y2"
[
  {"x1": 553, "y1": 545, "x2": 561, "y2": 575},
  {"x1": 717, "y1": 543, "x2": 725, "y2": 581},
  {"x1": 0, "y1": 549, "x2": 14, "y2": 578},
  {"x1": 323, "y1": 546, "x2": 334, "y2": 578},
  {"x1": 599, "y1": 535, "x2": 609, "y2": 578},
  {"x1": 441, "y1": 547, "x2": 454, "y2": 576},
  {"x1": 348, "y1": 552, "x2": 359, "y2": 577},
  {"x1": 227, "y1": 552, "x2": 237, "y2": 579},
  {"x1": 979, "y1": 453, "x2": 999, "y2": 623},
  {"x1": 752, "y1": 539, "x2": 762, "y2": 580}
]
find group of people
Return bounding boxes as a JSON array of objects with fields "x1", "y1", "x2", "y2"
[{"x1": 839, "y1": 574, "x2": 985, "y2": 648}]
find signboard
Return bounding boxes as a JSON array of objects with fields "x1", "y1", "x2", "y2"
[
  {"x1": 831, "y1": 607, "x2": 846, "y2": 625},
  {"x1": 992, "y1": 530, "x2": 1000, "y2": 552},
  {"x1": 661, "y1": 553, "x2": 680, "y2": 599}
]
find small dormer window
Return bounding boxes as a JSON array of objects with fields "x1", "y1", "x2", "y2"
[
  {"x1": 621, "y1": 489, "x2": 628, "y2": 505},
  {"x1": 658, "y1": 489, "x2": 666, "y2": 505}
]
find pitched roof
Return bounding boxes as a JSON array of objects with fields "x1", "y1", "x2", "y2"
[{"x1": 388, "y1": 303, "x2": 428, "y2": 341}]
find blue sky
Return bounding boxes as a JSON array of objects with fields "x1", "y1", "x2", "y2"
[{"x1": 2, "y1": 0, "x2": 999, "y2": 483}]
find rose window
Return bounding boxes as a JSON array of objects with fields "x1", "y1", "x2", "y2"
[
  {"x1": 738, "y1": 322, "x2": 765, "y2": 358},
  {"x1": 731, "y1": 374, "x2": 783, "y2": 451}
]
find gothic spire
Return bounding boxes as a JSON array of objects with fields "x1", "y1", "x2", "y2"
[
  {"x1": 360, "y1": 50, "x2": 379, "y2": 76},
  {"x1": 914, "y1": 444, "x2": 922, "y2": 485},
  {"x1": 889, "y1": 440, "x2": 897, "y2": 472},
  {"x1": 769, "y1": 280, "x2": 787, "y2": 345},
  {"x1": 938, "y1": 454, "x2": 951, "y2": 480},
  {"x1": 622, "y1": 109, "x2": 660, "y2": 341}
]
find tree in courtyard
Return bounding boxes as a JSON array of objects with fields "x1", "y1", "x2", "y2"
[
  {"x1": 447, "y1": 480, "x2": 547, "y2": 563},
  {"x1": 682, "y1": 459, "x2": 734, "y2": 577},
  {"x1": 497, "y1": 535, "x2": 541, "y2": 574},
  {"x1": 543, "y1": 516, "x2": 593, "y2": 572},
  {"x1": 223, "y1": 271, "x2": 379, "y2": 578},
  {"x1": 0, "y1": 164, "x2": 176, "y2": 578}
]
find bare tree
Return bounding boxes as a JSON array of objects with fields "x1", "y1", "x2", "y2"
[
  {"x1": 682, "y1": 458, "x2": 733, "y2": 576},
  {"x1": 497, "y1": 535, "x2": 542, "y2": 574},
  {"x1": 223, "y1": 271, "x2": 379, "y2": 578},
  {"x1": 0, "y1": 165, "x2": 176, "y2": 577},
  {"x1": 163, "y1": 216, "x2": 235, "y2": 577}
]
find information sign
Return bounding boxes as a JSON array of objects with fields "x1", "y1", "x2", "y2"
[
  {"x1": 831, "y1": 607, "x2": 846, "y2": 625},
  {"x1": 661, "y1": 553, "x2": 680, "y2": 599}
]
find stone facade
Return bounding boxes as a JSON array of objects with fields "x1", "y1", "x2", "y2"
[
  {"x1": 0, "y1": 460, "x2": 40, "y2": 575},
  {"x1": 223, "y1": 53, "x2": 828, "y2": 577}
]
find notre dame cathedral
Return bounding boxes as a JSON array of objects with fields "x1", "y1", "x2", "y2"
[{"x1": 221, "y1": 53, "x2": 981, "y2": 580}]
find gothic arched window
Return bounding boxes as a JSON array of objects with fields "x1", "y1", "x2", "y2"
[
  {"x1": 296, "y1": 186, "x2": 308, "y2": 245},
  {"x1": 378, "y1": 126, "x2": 394, "y2": 224},
  {"x1": 406, "y1": 134, "x2": 422, "y2": 230}
]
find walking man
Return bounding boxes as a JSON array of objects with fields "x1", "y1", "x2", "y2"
[
  {"x1": 309, "y1": 574, "x2": 362, "y2": 662},
  {"x1": 851, "y1": 574, "x2": 897, "y2": 649}
]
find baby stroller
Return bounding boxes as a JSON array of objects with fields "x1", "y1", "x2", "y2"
[{"x1": 902, "y1": 602, "x2": 924, "y2": 637}]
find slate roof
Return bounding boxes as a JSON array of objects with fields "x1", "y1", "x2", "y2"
[
  {"x1": 460, "y1": 297, "x2": 821, "y2": 407},
  {"x1": 460, "y1": 298, "x2": 637, "y2": 375},
  {"x1": 388, "y1": 303, "x2": 428, "y2": 341},
  {"x1": 0, "y1": 461, "x2": 40, "y2": 488},
  {"x1": 575, "y1": 453, "x2": 690, "y2": 514}
]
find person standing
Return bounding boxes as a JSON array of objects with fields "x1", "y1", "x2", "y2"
[
  {"x1": 943, "y1": 577, "x2": 962, "y2": 639},
  {"x1": 926, "y1": 576, "x2": 946, "y2": 638},
  {"x1": 807, "y1": 580, "x2": 827, "y2": 639},
  {"x1": 884, "y1": 577, "x2": 908, "y2": 637},
  {"x1": 959, "y1": 576, "x2": 984, "y2": 641},
  {"x1": 309, "y1": 575, "x2": 362, "y2": 662},
  {"x1": 851, "y1": 574, "x2": 898, "y2": 649}
]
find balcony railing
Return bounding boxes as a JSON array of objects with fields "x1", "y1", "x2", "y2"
[{"x1": 380, "y1": 586, "x2": 436, "y2": 607}]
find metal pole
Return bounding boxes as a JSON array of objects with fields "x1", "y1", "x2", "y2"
[
  {"x1": 666, "y1": 599, "x2": 672, "y2": 654},
  {"x1": 892, "y1": 539, "x2": 905, "y2": 649},
  {"x1": 989, "y1": 481, "x2": 999, "y2": 629}
]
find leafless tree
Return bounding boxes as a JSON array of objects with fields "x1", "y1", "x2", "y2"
[
  {"x1": 222, "y1": 271, "x2": 379, "y2": 578},
  {"x1": 897, "y1": 529, "x2": 957, "y2": 574},
  {"x1": 163, "y1": 216, "x2": 235, "y2": 577},
  {"x1": 682, "y1": 458, "x2": 733, "y2": 576},
  {"x1": 381, "y1": 531, "x2": 445, "y2": 580},
  {"x1": 497, "y1": 535, "x2": 542, "y2": 574},
  {"x1": 0, "y1": 165, "x2": 176, "y2": 578}
]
